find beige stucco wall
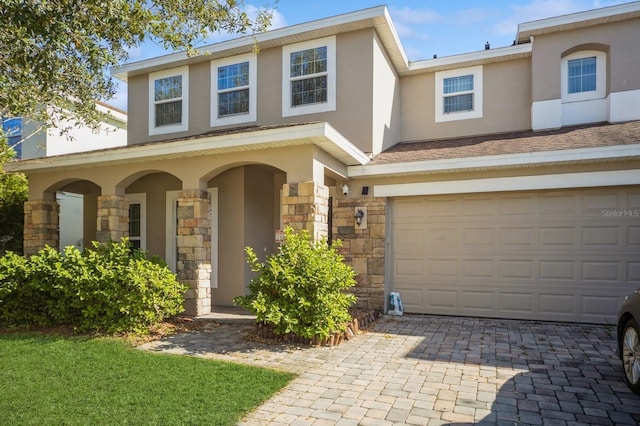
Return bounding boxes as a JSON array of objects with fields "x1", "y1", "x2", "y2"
[
  {"x1": 400, "y1": 58, "x2": 531, "y2": 142},
  {"x1": 127, "y1": 29, "x2": 377, "y2": 153},
  {"x1": 532, "y1": 19, "x2": 640, "y2": 102},
  {"x1": 372, "y1": 32, "x2": 401, "y2": 154}
]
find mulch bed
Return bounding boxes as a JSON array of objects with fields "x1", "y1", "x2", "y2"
[{"x1": 251, "y1": 309, "x2": 381, "y2": 347}]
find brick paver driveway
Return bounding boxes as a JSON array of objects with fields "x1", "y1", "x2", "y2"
[{"x1": 140, "y1": 315, "x2": 640, "y2": 425}]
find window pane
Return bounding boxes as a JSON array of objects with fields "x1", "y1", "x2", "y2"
[
  {"x1": 155, "y1": 101, "x2": 182, "y2": 126},
  {"x1": 290, "y1": 46, "x2": 327, "y2": 77},
  {"x1": 217, "y1": 62, "x2": 249, "y2": 90},
  {"x1": 443, "y1": 75, "x2": 473, "y2": 94},
  {"x1": 129, "y1": 204, "x2": 141, "y2": 238},
  {"x1": 567, "y1": 57, "x2": 596, "y2": 94},
  {"x1": 154, "y1": 76, "x2": 182, "y2": 101},
  {"x1": 218, "y1": 89, "x2": 250, "y2": 117},
  {"x1": 444, "y1": 93, "x2": 473, "y2": 113},
  {"x1": 291, "y1": 76, "x2": 327, "y2": 106}
]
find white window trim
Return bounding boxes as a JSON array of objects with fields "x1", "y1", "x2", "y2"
[
  {"x1": 282, "y1": 36, "x2": 336, "y2": 117},
  {"x1": 561, "y1": 50, "x2": 606, "y2": 103},
  {"x1": 149, "y1": 66, "x2": 189, "y2": 136},
  {"x1": 165, "y1": 190, "x2": 179, "y2": 273},
  {"x1": 435, "y1": 65, "x2": 483, "y2": 123},
  {"x1": 126, "y1": 193, "x2": 146, "y2": 250},
  {"x1": 210, "y1": 53, "x2": 257, "y2": 127}
]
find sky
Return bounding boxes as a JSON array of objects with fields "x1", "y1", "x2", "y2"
[{"x1": 109, "y1": 0, "x2": 629, "y2": 111}]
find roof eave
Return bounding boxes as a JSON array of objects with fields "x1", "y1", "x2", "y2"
[
  {"x1": 348, "y1": 144, "x2": 640, "y2": 178},
  {"x1": 12, "y1": 122, "x2": 370, "y2": 173}
]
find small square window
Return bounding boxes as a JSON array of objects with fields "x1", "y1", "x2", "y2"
[
  {"x1": 435, "y1": 66, "x2": 483, "y2": 122},
  {"x1": 567, "y1": 57, "x2": 596, "y2": 94}
]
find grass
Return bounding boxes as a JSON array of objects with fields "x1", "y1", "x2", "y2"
[{"x1": 0, "y1": 334, "x2": 295, "y2": 425}]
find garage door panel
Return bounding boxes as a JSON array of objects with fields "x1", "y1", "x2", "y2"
[
  {"x1": 582, "y1": 226, "x2": 622, "y2": 246},
  {"x1": 501, "y1": 227, "x2": 535, "y2": 246},
  {"x1": 540, "y1": 226, "x2": 578, "y2": 247},
  {"x1": 539, "y1": 294, "x2": 576, "y2": 315},
  {"x1": 500, "y1": 260, "x2": 534, "y2": 279},
  {"x1": 540, "y1": 260, "x2": 576, "y2": 280},
  {"x1": 391, "y1": 187, "x2": 640, "y2": 324}
]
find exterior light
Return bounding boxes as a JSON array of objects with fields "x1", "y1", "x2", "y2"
[{"x1": 355, "y1": 209, "x2": 365, "y2": 226}]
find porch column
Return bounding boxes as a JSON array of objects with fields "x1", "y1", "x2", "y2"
[
  {"x1": 23, "y1": 200, "x2": 59, "y2": 255},
  {"x1": 282, "y1": 181, "x2": 329, "y2": 241},
  {"x1": 176, "y1": 189, "x2": 211, "y2": 316},
  {"x1": 96, "y1": 195, "x2": 128, "y2": 243}
]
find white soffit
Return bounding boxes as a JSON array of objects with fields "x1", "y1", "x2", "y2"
[
  {"x1": 348, "y1": 144, "x2": 640, "y2": 178},
  {"x1": 13, "y1": 123, "x2": 370, "y2": 173},
  {"x1": 517, "y1": 1, "x2": 640, "y2": 43},
  {"x1": 374, "y1": 169, "x2": 640, "y2": 197}
]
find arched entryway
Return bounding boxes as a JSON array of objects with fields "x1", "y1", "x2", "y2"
[{"x1": 207, "y1": 164, "x2": 287, "y2": 306}]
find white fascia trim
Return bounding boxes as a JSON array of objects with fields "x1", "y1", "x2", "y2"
[
  {"x1": 15, "y1": 122, "x2": 370, "y2": 171},
  {"x1": 349, "y1": 144, "x2": 640, "y2": 177},
  {"x1": 375, "y1": 169, "x2": 640, "y2": 197},
  {"x1": 409, "y1": 43, "x2": 532, "y2": 71},
  {"x1": 516, "y1": 2, "x2": 640, "y2": 40},
  {"x1": 111, "y1": 6, "x2": 389, "y2": 82}
]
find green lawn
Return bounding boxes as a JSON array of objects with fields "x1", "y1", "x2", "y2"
[{"x1": 0, "y1": 334, "x2": 295, "y2": 425}]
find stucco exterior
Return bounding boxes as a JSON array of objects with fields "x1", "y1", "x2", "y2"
[{"x1": 13, "y1": 3, "x2": 640, "y2": 320}]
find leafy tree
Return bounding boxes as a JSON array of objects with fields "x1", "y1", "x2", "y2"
[
  {"x1": 0, "y1": 138, "x2": 27, "y2": 255},
  {"x1": 0, "y1": 0, "x2": 273, "y2": 142}
]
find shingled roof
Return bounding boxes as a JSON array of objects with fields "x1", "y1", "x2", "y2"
[{"x1": 369, "y1": 120, "x2": 640, "y2": 165}]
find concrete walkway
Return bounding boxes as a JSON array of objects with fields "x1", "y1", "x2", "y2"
[{"x1": 139, "y1": 314, "x2": 640, "y2": 425}]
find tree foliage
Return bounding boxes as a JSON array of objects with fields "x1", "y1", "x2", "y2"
[
  {"x1": 0, "y1": 138, "x2": 27, "y2": 255},
  {"x1": 0, "y1": 0, "x2": 272, "y2": 132}
]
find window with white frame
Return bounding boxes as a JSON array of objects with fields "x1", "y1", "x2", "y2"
[
  {"x1": 211, "y1": 53, "x2": 256, "y2": 126},
  {"x1": 561, "y1": 51, "x2": 606, "y2": 103},
  {"x1": 149, "y1": 66, "x2": 189, "y2": 135},
  {"x1": 282, "y1": 36, "x2": 336, "y2": 117},
  {"x1": 126, "y1": 194, "x2": 146, "y2": 250},
  {"x1": 435, "y1": 65, "x2": 483, "y2": 122}
]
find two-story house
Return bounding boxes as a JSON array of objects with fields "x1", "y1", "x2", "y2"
[{"x1": 14, "y1": 3, "x2": 640, "y2": 323}]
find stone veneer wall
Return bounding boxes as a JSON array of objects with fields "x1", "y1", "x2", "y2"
[
  {"x1": 176, "y1": 189, "x2": 212, "y2": 316},
  {"x1": 23, "y1": 200, "x2": 59, "y2": 255},
  {"x1": 96, "y1": 195, "x2": 128, "y2": 243},
  {"x1": 332, "y1": 196, "x2": 386, "y2": 311},
  {"x1": 282, "y1": 181, "x2": 329, "y2": 241}
]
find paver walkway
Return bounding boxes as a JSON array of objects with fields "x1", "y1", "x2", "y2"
[{"x1": 139, "y1": 314, "x2": 640, "y2": 425}]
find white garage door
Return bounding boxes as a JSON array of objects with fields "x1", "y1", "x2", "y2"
[{"x1": 391, "y1": 187, "x2": 640, "y2": 324}]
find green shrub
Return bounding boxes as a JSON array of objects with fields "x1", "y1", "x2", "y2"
[
  {"x1": 234, "y1": 227, "x2": 357, "y2": 341},
  {"x1": 0, "y1": 239, "x2": 187, "y2": 333}
]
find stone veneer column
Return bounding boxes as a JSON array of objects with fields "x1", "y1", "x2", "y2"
[
  {"x1": 282, "y1": 181, "x2": 329, "y2": 241},
  {"x1": 176, "y1": 189, "x2": 211, "y2": 316},
  {"x1": 332, "y1": 197, "x2": 387, "y2": 311},
  {"x1": 96, "y1": 195, "x2": 128, "y2": 243},
  {"x1": 23, "y1": 200, "x2": 59, "y2": 255}
]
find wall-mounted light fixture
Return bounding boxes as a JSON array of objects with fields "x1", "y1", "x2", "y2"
[{"x1": 354, "y1": 207, "x2": 367, "y2": 229}]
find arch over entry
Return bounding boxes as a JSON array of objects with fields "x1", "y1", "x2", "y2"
[{"x1": 206, "y1": 163, "x2": 287, "y2": 307}]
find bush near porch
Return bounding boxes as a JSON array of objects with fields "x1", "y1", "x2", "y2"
[
  {"x1": 0, "y1": 239, "x2": 186, "y2": 334},
  {"x1": 234, "y1": 227, "x2": 357, "y2": 344}
]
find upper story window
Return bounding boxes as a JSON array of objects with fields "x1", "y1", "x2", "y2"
[
  {"x1": 149, "y1": 66, "x2": 189, "y2": 135},
  {"x1": 2, "y1": 117, "x2": 23, "y2": 159},
  {"x1": 282, "y1": 36, "x2": 336, "y2": 117},
  {"x1": 211, "y1": 53, "x2": 256, "y2": 126},
  {"x1": 561, "y1": 50, "x2": 606, "y2": 103},
  {"x1": 435, "y1": 65, "x2": 483, "y2": 122}
]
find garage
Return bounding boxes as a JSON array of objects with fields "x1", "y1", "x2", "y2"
[{"x1": 390, "y1": 186, "x2": 640, "y2": 324}]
